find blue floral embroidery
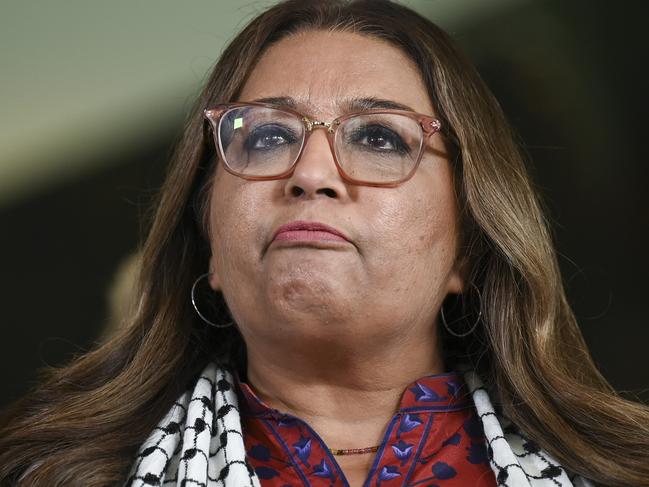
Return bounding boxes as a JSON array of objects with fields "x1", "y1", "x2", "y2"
[
  {"x1": 398, "y1": 413, "x2": 423, "y2": 435},
  {"x1": 409, "y1": 382, "x2": 446, "y2": 402},
  {"x1": 442, "y1": 432, "x2": 461, "y2": 447},
  {"x1": 255, "y1": 465, "x2": 280, "y2": 479},
  {"x1": 431, "y1": 461, "x2": 457, "y2": 480},
  {"x1": 391, "y1": 439, "x2": 414, "y2": 465},
  {"x1": 239, "y1": 372, "x2": 494, "y2": 486},
  {"x1": 445, "y1": 379, "x2": 462, "y2": 398},
  {"x1": 277, "y1": 416, "x2": 297, "y2": 428},
  {"x1": 378, "y1": 465, "x2": 402, "y2": 481},
  {"x1": 466, "y1": 441, "x2": 488, "y2": 464},
  {"x1": 249, "y1": 444, "x2": 271, "y2": 461},
  {"x1": 313, "y1": 459, "x2": 335, "y2": 480},
  {"x1": 292, "y1": 436, "x2": 312, "y2": 466},
  {"x1": 463, "y1": 415, "x2": 484, "y2": 438}
]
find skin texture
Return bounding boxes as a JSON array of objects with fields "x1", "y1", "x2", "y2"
[{"x1": 207, "y1": 30, "x2": 465, "y2": 485}]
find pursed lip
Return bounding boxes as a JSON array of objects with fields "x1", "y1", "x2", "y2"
[{"x1": 272, "y1": 220, "x2": 351, "y2": 243}]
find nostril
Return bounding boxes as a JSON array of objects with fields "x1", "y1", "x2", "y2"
[
  {"x1": 317, "y1": 188, "x2": 337, "y2": 198},
  {"x1": 289, "y1": 185, "x2": 337, "y2": 198}
]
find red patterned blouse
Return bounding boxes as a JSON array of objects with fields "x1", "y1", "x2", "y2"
[{"x1": 236, "y1": 371, "x2": 497, "y2": 486}]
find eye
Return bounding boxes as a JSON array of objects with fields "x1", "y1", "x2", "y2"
[
  {"x1": 244, "y1": 124, "x2": 298, "y2": 151},
  {"x1": 348, "y1": 124, "x2": 410, "y2": 155}
]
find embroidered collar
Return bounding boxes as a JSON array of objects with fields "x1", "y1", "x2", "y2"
[
  {"x1": 125, "y1": 362, "x2": 595, "y2": 487},
  {"x1": 235, "y1": 370, "x2": 473, "y2": 419}
]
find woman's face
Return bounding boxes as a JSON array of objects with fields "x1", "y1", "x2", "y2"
[{"x1": 208, "y1": 30, "x2": 465, "y2": 352}]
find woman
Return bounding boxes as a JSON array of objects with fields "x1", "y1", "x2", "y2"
[{"x1": 1, "y1": 0, "x2": 647, "y2": 486}]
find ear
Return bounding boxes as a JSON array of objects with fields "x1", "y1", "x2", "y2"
[
  {"x1": 207, "y1": 255, "x2": 222, "y2": 291},
  {"x1": 447, "y1": 254, "x2": 469, "y2": 295}
]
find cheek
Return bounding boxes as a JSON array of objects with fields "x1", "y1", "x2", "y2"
[
  {"x1": 362, "y1": 176, "x2": 459, "y2": 282},
  {"x1": 208, "y1": 175, "x2": 267, "y2": 279},
  {"x1": 410, "y1": 161, "x2": 460, "y2": 251},
  {"x1": 372, "y1": 192, "x2": 456, "y2": 253}
]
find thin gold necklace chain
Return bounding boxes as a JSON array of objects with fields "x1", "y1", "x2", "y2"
[{"x1": 330, "y1": 445, "x2": 381, "y2": 456}]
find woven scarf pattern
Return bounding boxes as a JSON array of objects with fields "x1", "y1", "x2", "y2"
[
  {"x1": 463, "y1": 371, "x2": 594, "y2": 487},
  {"x1": 125, "y1": 363, "x2": 259, "y2": 486}
]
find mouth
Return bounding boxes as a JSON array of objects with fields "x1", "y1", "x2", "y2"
[{"x1": 271, "y1": 220, "x2": 351, "y2": 245}]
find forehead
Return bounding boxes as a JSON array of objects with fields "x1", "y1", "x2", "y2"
[{"x1": 237, "y1": 30, "x2": 434, "y2": 117}]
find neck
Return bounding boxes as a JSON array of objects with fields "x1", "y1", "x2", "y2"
[{"x1": 242, "y1": 324, "x2": 444, "y2": 449}]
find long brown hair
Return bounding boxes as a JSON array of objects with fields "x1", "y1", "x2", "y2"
[{"x1": 1, "y1": 1, "x2": 647, "y2": 485}]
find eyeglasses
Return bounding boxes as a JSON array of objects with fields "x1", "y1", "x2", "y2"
[{"x1": 203, "y1": 102, "x2": 442, "y2": 187}]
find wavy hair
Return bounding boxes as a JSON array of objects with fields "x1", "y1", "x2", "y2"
[{"x1": 1, "y1": 1, "x2": 647, "y2": 485}]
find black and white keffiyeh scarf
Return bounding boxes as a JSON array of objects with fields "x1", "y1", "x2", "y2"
[{"x1": 125, "y1": 362, "x2": 594, "y2": 487}]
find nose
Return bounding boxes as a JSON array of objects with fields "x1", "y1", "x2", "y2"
[{"x1": 283, "y1": 128, "x2": 348, "y2": 200}]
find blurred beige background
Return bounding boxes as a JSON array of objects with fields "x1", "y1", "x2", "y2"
[{"x1": 1, "y1": 0, "x2": 521, "y2": 207}]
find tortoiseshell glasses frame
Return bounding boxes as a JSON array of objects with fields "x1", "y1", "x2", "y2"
[{"x1": 203, "y1": 101, "x2": 442, "y2": 188}]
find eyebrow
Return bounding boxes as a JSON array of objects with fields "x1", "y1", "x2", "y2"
[{"x1": 249, "y1": 96, "x2": 415, "y2": 114}]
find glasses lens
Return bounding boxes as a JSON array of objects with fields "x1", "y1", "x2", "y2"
[
  {"x1": 218, "y1": 105, "x2": 304, "y2": 177},
  {"x1": 335, "y1": 113, "x2": 423, "y2": 183}
]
